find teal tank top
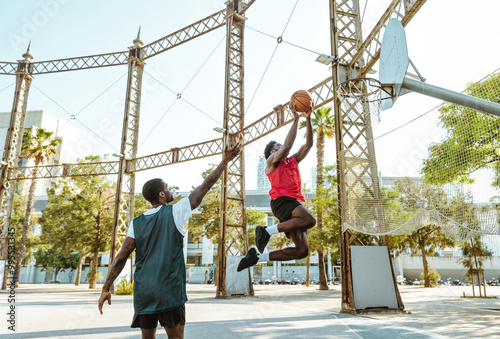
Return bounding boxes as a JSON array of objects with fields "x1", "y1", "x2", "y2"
[{"x1": 132, "y1": 205, "x2": 187, "y2": 314}]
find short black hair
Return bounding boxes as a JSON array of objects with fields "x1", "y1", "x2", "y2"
[
  {"x1": 142, "y1": 178, "x2": 164, "y2": 204},
  {"x1": 264, "y1": 141, "x2": 277, "y2": 159}
]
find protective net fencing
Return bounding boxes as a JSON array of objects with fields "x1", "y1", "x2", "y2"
[{"x1": 336, "y1": 70, "x2": 500, "y2": 243}]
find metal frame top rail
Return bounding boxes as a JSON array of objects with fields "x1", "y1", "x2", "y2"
[
  {"x1": 0, "y1": 1, "x2": 260, "y2": 76},
  {"x1": 0, "y1": 9, "x2": 230, "y2": 75}
]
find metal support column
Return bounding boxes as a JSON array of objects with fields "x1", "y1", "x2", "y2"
[
  {"x1": 330, "y1": 0, "x2": 404, "y2": 313},
  {"x1": 216, "y1": 0, "x2": 252, "y2": 298},
  {"x1": 0, "y1": 48, "x2": 34, "y2": 290},
  {"x1": 109, "y1": 35, "x2": 145, "y2": 274}
]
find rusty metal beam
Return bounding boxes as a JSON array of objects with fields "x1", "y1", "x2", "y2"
[
  {"x1": 0, "y1": 62, "x2": 17, "y2": 75},
  {"x1": 142, "y1": 9, "x2": 227, "y2": 59},
  {"x1": 0, "y1": 10, "x2": 228, "y2": 75}
]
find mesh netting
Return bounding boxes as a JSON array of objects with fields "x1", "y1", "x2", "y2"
[
  {"x1": 336, "y1": 72, "x2": 500, "y2": 242},
  {"x1": 337, "y1": 77, "x2": 382, "y2": 125}
]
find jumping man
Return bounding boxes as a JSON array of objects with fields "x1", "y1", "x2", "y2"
[{"x1": 237, "y1": 101, "x2": 316, "y2": 271}]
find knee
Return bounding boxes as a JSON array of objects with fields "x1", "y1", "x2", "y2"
[
  {"x1": 296, "y1": 244, "x2": 309, "y2": 259},
  {"x1": 305, "y1": 215, "x2": 316, "y2": 229}
]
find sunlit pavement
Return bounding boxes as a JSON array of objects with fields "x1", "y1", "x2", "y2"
[{"x1": 1, "y1": 283, "x2": 499, "y2": 338}]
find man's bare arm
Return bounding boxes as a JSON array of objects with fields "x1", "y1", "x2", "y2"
[
  {"x1": 189, "y1": 143, "x2": 242, "y2": 210},
  {"x1": 99, "y1": 236, "x2": 135, "y2": 314},
  {"x1": 267, "y1": 104, "x2": 300, "y2": 170},
  {"x1": 293, "y1": 112, "x2": 314, "y2": 163},
  {"x1": 102, "y1": 237, "x2": 135, "y2": 291}
]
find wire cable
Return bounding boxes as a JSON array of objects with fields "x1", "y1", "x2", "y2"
[
  {"x1": 246, "y1": 26, "x2": 323, "y2": 56},
  {"x1": 139, "y1": 35, "x2": 226, "y2": 149},
  {"x1": 31, "y1": 75, "x2": 126, "y2": 151},
  {"x1": 180, "y1": 34, "x2": 226, "y2": 94},
  {"x1": 0, "y1": 83, "x2": 14, "y2": 94},
  {"x1": 75, "y1": 72, "x2": 127, "y2": 116},
  {"x1": 361, "y1": 0, "x2": 369, "y2": 26},
  {"x1": 32, "y1": 83, "x2": 73, "y2": 117},
  {"x1": 72, "y1": 117, "x2": 119, "y2": 151},
  {"x1": 245, "y1": 0, "x2": 300, "y2": 116}
]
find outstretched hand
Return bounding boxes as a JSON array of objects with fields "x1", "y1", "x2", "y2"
[
  {"x1": 288, "y1": 101, "x2": 300, "y2": 120},
  {"x1": 305, "y1": 98, "x2": 315, "y2": 118},
  {"x1": 98, "y1": 290, "x2": 111, "y2": 315},
  {"x1": 223, "y1": 142, "x2": 242, "y2": 162}
]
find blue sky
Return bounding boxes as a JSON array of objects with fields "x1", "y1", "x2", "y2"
[{"x1": 0, "y1": 0, "x2": 499, "y2": 192}]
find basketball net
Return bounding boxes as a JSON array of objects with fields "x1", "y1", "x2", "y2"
[{"x1": 336, "y1": 77, "x2": 383, "y2": 125}]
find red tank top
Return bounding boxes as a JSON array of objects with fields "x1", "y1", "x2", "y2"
[{"x1": 266, "y1": 156, "x2": 304, "y2": 201}]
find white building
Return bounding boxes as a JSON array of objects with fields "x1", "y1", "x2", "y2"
[{"x1": 0, "y1": 109, "x2": 95, "y2": 197}]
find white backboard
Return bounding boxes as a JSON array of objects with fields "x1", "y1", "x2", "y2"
[
  {"x1": 351, "y1": 246, "x2": 399, "y2": 310},
  {"x1": 379, "y1": 18, "x2": 409, "y2": 111}
]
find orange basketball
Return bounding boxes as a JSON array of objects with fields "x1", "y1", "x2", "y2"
[{"x1": 291, "y1": 90, "x2": 313, "y2": 112}]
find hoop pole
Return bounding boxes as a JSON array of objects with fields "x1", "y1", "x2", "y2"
[{"x1": 402, "y1": 77, "x2": 500, "y2": 117}]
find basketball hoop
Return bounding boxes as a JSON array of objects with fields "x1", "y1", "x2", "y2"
[{"x1": 336, "y1": 77, "x2": 386, "y2": 125}]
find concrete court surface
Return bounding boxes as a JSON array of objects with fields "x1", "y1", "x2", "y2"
[{"x1": 1, "y1": 283, "x2": 499, "y2": 338}]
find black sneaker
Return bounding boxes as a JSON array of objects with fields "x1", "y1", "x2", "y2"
[
  {"x1": 255, "y1": 226, "x2": 270, "y2": 253},
  {"x1": 237, "y1": 248, "x2": 258, "y2": 272}
]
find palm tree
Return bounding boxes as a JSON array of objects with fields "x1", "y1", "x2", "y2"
[
  {"x1": 14, "y1": 127, "x2": 61, "y2": 286},
  {"x1": 458, "y1": 237, "x2": 492, "y2": 297},
  {"x1": 300, "y1": 107, "x2": 335, "y2": 290}
]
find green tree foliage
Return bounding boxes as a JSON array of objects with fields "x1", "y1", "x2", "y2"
[
  {"x1": 420, "y1": 268, "x2": 440, "y2": 287},
  {"x1": 11, "y1": 193, "x2": 38, "y2": 266},
  {"x1": 390, "y1": 178, "x2": 455, "y2": 287},
  {"x1": 309, "y1": 166, "x2": 339, "y2": 255},
  {"x1": 187, "y1": 165, "x2": 266, "y2": 252},
  {"x1": 39, "y1": 156, "x2": 114, "y2": 288},
  {"x1": 14, "y1": 127, "x2": 61, "y2": 286},
  {"x1": 116, "y1": 278, "x2": 134, "y2": 295},
  {"x1": 246, "y1": 208, "x2": 267, "y2": 248},
  {"x1": 134, "y1": 194, "x2": 153, "y2": 218},
  {"x1": 300, "y1": 106, "x2": 335, "y2": 290},
  {"x1": 458, "y1": 237, "x2": 493, "y2": 297},
  {"x1": 422, "y1": 73, "x2": 500, "y2": 187},
  {"x1": 33, "y1": 249, "x2": 78, "y2": 282},
  {"x1": 187, "y1": 165, "x2": 221, "y2": 243}
]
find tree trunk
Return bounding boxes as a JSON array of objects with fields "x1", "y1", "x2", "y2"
[
  {"x1": 482, "y1": 270, "x2": 487, "y2": 297},
  {"x1": 54, "y1": 269, "x2": 59, "y2": 283},
  {"x1": 419, "y1": 241, "x2": 430, "y2": 287},
  {"x1": 89, "y1": 250, "x2": 99, "y2": 289},
  {"x1": 317, "y1": 247, "x2": 329, "y2": 290},
  {"x1": 75, "y1": 254, "x2": 85, "y2": 286},
  {"x1": 14, "y1": 169, "x2": 38, "y2": 286},
  {"x1": 315, "y1": 129, "x2": 328, "y2": 290},
  {"x1": 306, "y1": 256, "x2": 310, "y2": 287},
  {"x1": 470, "y1": 273, "x2": 475, "y2": 297}
]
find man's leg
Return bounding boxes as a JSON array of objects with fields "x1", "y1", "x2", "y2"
[
  {"x1": 140, "y1": 328, "x2": 157, "y2": 339},
  {"x1": 275, "y1": 205, "x2": 316, "y2": 233},
  {"x1": 165, "y1": 323, "x2": 185, "y2": 339},
  {"x1": 269, "y1": 229, "x2": 309, "y2": 261},
  {"x1": 256, "y1": 205, "x2": 315, "y2": 252}
]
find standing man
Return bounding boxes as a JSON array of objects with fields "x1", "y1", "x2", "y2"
[
  {"x1": 99, "y1": 143, "x2": 242, "y2": 339},
  {"x1": 238, "y1": 101, "x2": 316, "y2": 272}
]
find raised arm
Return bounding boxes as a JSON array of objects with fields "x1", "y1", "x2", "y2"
[
  {"x1": 98, "y1": 236, "x2": 136, "y2": 314},
  {"x1": 189, "y1": 142, "x2": 242, "y2": 210},
  {"x1": 292, "y1": 105, "x2": 314, "y2": 163},
  {"x1": 266, "y1": 104, "x2": 300, "y2": 170}
]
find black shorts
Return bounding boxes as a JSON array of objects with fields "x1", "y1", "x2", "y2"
[
  {"x1": 271, "y1": 196, "x2": 302, "y2": 238},
  {"x1": 131, "y1": 304, "x2": 186, "y2": 329}
]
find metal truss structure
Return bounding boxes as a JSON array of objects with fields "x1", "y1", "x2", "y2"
[
  {"x1": 216, "y1": 2, "x2": 251, "y2": 297},
  {"x1": 329, "y1": 0, "x2": 426, "y2": 313},
  {"x1": 0, "y1": 0, "x2": 427, "y2": 300}
]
